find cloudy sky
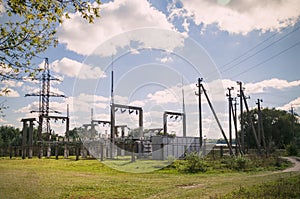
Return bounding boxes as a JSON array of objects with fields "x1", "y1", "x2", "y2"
[{"x1": 1, "y1": 0, "x2": 300, "y2": 139}]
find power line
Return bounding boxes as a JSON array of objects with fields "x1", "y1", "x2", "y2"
[
  {"x1": 231, "y1": 40, "x2": 300, "y2": 78},
  {"x1": 205, "y1": 25, "x2": 300, "y2": 79},
  {"x1": 220, "y1": 27, "x2": 286, "y2": 68},
  {"x1": 220, "y1": 26, "x2": 300, "y2": 74}
]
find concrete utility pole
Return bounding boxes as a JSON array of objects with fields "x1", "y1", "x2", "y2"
[
  {"x1": 200, "y1": 83, "x2": 234, "y2": 156},
  {"x1": 110, "y1": 58, "x2": 115, "y2": 159},
  {"x1": 256, "y1": 99, "x2": 262, "y2": 145},
  {"x1": 182, "y1": 79, "x2": 187, "y2": 137},
  {"x1": 291, "y1": 106, "x2": 295, "y2": 143},
  {"x1": 241, "y1": 90, "x2": 261, "y2": 154},
  {"x1": 227, "y1": 87, "x2": 234, "y2": 148},
  {"x1": 237, "y1": 81, "x2": 244, "y2": 153},
  {"x1": 257, "y1": 99, "x2": 266, "y2": 152},
  {"x1": 195, "y1": 78, "x2": 203, "y2": 148},
  {"x1": 232, "y1": 98, "x2": 242, "y2": 155}
]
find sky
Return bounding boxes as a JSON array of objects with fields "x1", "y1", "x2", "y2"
[{"x1": 1, "y1": 0, "x2": 300, "y2": 139}]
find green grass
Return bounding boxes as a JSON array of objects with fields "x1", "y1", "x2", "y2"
[
  {"x1": 218, "y1": 174, "x2": 300, "y2": 199},
  {"x1": 0, "y1": 157, "x2": 298, "y2": 199},
  {"x1": 103, "y1": 156, "x2": 172, "y2": 173}
]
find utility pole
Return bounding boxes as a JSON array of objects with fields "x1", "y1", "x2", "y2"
[
  {"x1": 182, "y1": 78, "x2": 187, "y2": 137},
  {"x1": 227, "y1": 87, "x2": 234, "y2": 148},
  {"x1": 256, "y1": 99, "x2": 262, "y2": 146},
  {"x1": 195, "y1": 78, "x2": 203, "y2": 148},
  {"x1": 291, "y1": 106, "x2": 295, "y2": 143},
  {"x1": 257, "y1": 99, "x2": 266, "y2": 152},
  {"x1": 241, "y1": 90, "x2": 261, "y2": 154},
  {"x1": 200, "y1": 83, "x2": 234, "y2": 156},
  {"x1": 232, "y1": 97, "x2": 242, "y2": 155},
  {"x1": 237, "y1": 81, "x2": 244, "y2": 154},
  {"x1": 110, "y1": 56, "x2": 115, "y2": 159}
]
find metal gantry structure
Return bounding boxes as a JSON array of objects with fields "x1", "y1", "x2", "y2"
[
  {"x1": 25, "y1": 58, "x2": 67, "y2": 158},
  {"x1": 163, "y1": 111, "x2": 186, "y2": 136}
]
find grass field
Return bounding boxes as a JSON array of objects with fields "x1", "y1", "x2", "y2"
[{"x1": 0, "y1": 157, "x2": 298, "y2": 199}]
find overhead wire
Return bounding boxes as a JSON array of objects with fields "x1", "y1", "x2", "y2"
[
  {"x1": 205, "y1": 25, "x2": 300, "y2": 80},
  {"x1": 220, "y1": 27, "x2": 287, "y2": 69},
  {"x1": 231, "y1": 40, "x2": 300, "y2": 78},
  {"x1": 220, "y1": 26, "x2": 300, "y2": 74}
]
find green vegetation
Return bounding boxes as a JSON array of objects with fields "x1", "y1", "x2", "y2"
[
  {"x1": 0, "y1": 0, "x2": 101, "y2": 82},
  {"x1": 0, "y1": 125, "x2": 21, "y2": 148},
  {"x1": 241, "y1": 108, "x2": 300, "y2": 151},
  {"x1": 217, "y1": 174, "x2": 300, "y2": 199},
  {"x1": 173, "y1": 152, "x2": 208, "y2": 173},
  {"x1": 0, "y1": 157, "x2": 297, "y2": 199},
  {"x1": 286, "y1": 143, "x2": 298, "y2": 156},
  {"x1": 168, "y1": 153, "x2": 291, "y2": 174}
]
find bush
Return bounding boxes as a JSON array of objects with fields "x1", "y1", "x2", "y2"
[
  {"x1": 235, "y1": 156, "x2": 248, "y2": 171},
  {"x1": 285, "y1": 144, "x2": 298, "y2": 156},
  {"x1": 176, "y1": 152, "x2": 207, "y2": 173},
  {"x1": 220, "y1": 174, "x2": 300, "y2": 199}
]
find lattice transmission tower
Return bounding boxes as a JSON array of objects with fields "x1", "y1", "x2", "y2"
[{"x1": 25, "y1": 58, "x2": 66, "y2": 139}]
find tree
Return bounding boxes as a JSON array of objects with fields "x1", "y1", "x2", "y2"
[
  {"x1": 0, "y1": 125, "x2": 21, "y2": 147},
  {"x1": 0, "y1": 0, "x2": 101, "y2": 82},
  {"x1": 69, "y1": 127, "x2": 81, "y2": 140},
  {"x1": 240, "y1": 107, "x2": 299, "y2": 150}
]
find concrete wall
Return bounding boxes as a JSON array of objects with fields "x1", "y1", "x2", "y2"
[{"x1": 152, "y1": 136, "x2": 201, "y2": 160}]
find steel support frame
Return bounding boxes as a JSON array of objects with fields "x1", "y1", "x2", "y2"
[{"x1": 163, "y1": 111, "x2": 186, "y2": 137}]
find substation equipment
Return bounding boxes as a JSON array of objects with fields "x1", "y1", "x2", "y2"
[{"x1": 18, "y1": 57, "x2": 266, "y2": 160}]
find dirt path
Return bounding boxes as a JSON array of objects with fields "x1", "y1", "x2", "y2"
[{"x1": 282, "y1": 156, "x2": 300, "y2": 172}]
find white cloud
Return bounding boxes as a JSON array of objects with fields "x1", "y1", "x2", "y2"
[
  {"x1": 157, "y1": 56, "x2": 174, "y2": 63},
  {"x1": 15, "y1": 93, "x2": 110, "y2": 129},
  {"x1": 147, "y1": 89, "x2": 179, "y2": 104},
  {"x1": 120, "y1": 78, "x2": 300, "y2": 108},
  {"x1": 1, "y1": 80, "x2": 23, "y2": 88},
  {"x1": 0, "y1": 79, "x2": 22, "y2": 97},
  {"x1": 15, "y1": 101, "x2": 39, "y2": 113},
  {"x1": 219, "y1": 78, "x2": 300, "y2": 95},
  {"x1": 2, "y1": 88, "x2": 19, "y2": 97},
  {"x1": 0, "y1": 117, "x2": 7, "y2": 123},
  {"x1": 50, "y1": 57, "x2": 106, "y2": 79},
  {"x1": 278, "y1": 97, "x2": 300, "y2": 112},
  {"x1": 114, "y1": 95, "x2": 128, "y2": 105},
  {"x1": 129, "y1": 100, "x2": 145, "y2": 107},
  {"x1": 71, "y1": 93, "x2": 109, "y2": 112},
  {"x1": 172, "y1": 0, "x2": 300, "y2": 34},
  {"x1": 245, "y1": 78, "x2": 300, "y2": 94},
  {"x1": 57, "y1": 0, "x2": 179, "y2": 56}
]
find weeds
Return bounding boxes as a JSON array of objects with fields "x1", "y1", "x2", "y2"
[
  {"x1": 219, "y1": 174, "x2": 300, "y2": 199},
  {"x1": 168, "y1": 153, "x2": 291, "y2": 173},
  {"x1": 174, "y1": 152, "x2": 207, "y2": 173},
  {"x1": 286, "y1": 143, "x2": 298, "y2": 156}
]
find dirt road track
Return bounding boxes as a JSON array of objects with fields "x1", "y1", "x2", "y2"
[{"x1": 282, "y1": 157, "x2": 300, "y2": 172}]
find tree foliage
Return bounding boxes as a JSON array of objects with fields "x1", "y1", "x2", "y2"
[
  {"x1": 0, "y1": 0, "x2": 101, "y2": 81},
  {"x1": 0, "y1": 125, "x2": 21, "y2": 147},
  {"x1": 240, "y1": 108, "x2": 300, "y2": 150}
]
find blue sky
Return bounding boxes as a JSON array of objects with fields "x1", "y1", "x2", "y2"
[{"x1": 1, "y1": 0, "x2": 300, "y2": 139}]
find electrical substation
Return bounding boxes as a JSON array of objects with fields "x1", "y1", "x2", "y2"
[{"x1": 16, "y1": 58, "x2": 269, "y2": 161}]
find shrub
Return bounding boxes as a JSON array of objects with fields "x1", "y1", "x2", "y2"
[
  {"x1": 285, "y1": 143, "x2": 298, "y2": 156},
  {"x1": 234, "y1": 156, "x2": 248, "y2": 171},
  {"x1": 176, "y1": 152, "x2": 207, "y2": 173}
]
